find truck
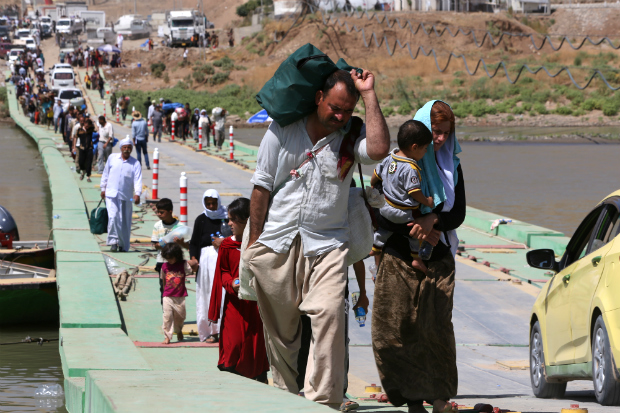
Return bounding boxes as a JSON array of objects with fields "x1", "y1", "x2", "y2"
[
  {"x1": 87, "y1": 27, "x2": 116, "y2": 46},
  {"x1": 55, "y1": 2, "x2": 88, "y2": 20},
  {"x1": 113, "y1": 15, "x2": 145, "y2": 32},
  {"x1": 56, "y1": 17, "x2": 83, "y2": 35},
  {"x1": 39, "y1": 16, "x2": 53, "y2": 38},
  {"x1": 116, "y1": 20, "x2": 150, "y2": 40},
  {"x1": 79, "y1": 11, "x2": 105, "y2": 32},
  {"x1": 165, "y1": 10, "x2": 206, "y2": 48}
]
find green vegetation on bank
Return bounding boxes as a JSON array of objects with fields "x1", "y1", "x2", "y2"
[{"x1": 118, "y1": 84, "x2": 261, "y2": 118}]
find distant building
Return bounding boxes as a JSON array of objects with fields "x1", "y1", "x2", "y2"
[{"x1": 510, "y1": 0, "x2": 550, "y2": 13}]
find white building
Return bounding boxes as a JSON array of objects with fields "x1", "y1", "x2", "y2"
[{"x1": 510, "y1": 0, "x2": 550, "y2": 13}]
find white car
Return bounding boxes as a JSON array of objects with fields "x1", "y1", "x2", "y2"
[
  {"x1": 24, "y1": 37, "x2": 37, "y2": 51},
  {"x1": 51, "y1": 68, "x2": 76, "y2": 91},
  {"x1": 7, "y1": 48, "x2": 24, "y2": 64},
  {"x1": 50, "y1": 63, "x2": 73, "y2": 72},
  {"x1": 57, "y1": 88, "x2": 83, "y2": 111}
]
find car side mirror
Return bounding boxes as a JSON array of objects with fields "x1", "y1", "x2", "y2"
[{"x1": 526, "y1": 249, "x2": 559, "y2": 272}]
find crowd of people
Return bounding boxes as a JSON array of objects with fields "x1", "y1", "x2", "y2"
[
  {"x1": 94, "y1": 67, "x2": 465, "y2": 413},
  {"x1": 8, "y1": 15, "x2": 464, "y2": 411}
]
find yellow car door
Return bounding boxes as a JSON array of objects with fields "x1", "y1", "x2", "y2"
[
  {"x1": 545, "y1": 262, "x2": 577, "y2": 365},
  {"x1": 545, "y1": 205, "x2": 607, "y2": 365},
  {"x1": 570, "y1": 204, "x2": 619, "y2": 363}
]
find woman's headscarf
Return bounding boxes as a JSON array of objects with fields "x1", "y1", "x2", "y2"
[
  {"x1": 202, "y1": 189, "x2": 228, "y2": 220},
  {"x1": 413, "y1": 100, "x2": 462, "y2": 255}
]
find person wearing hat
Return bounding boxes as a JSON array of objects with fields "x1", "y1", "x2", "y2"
[
  {"x1": 152, "y1": 104, "x2": 164, "y2": 143},
  {"x1": 131, "y1": 110, "x2": 150, "y2": 169},
  {"x1": 100, "y1": 136, "x2": 142, "y2": 252}
]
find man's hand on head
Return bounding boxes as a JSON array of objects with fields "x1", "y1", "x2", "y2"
[{"x1": 350, "y1": 69, "x2": 375, "y2": 96}]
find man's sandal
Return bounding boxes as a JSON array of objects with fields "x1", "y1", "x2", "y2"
[{"x1": 340, "y1": 401, "x2": 359, "y2": 412}]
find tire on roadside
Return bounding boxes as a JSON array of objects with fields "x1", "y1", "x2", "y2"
[
  {"x1": 592, "y1": 316, "x2": 620, "y2": 406},
  {"x1": 530, "y1": 320, "x2": 567, "y2": 398}
]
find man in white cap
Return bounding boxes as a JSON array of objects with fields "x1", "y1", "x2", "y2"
[
  {"x1": 198, "y1": 109, "x2": 211, "y2": 147},
  {"x1": 100, "y1": 137, "x2": 142, "y2": 252}
]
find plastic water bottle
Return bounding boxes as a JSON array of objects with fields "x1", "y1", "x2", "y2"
[
  {"x1": 369, "y1": 263, "x2": 377, "y2": 283},
  {"x1": 103, "y1": 255, "x2": 124, "y2": 275},
  {"x1": 161, "y1": 225, "x2": 192, "y2": 245},
  {"x1": 418, "y1": 240, "x2": 433, "y2": 261},
  {"x1": 53, "y1": 214, "x2": 60, "y2": 219},
  {"x1": 351, "y1": 292, "x2": 366, "y2": 327}
]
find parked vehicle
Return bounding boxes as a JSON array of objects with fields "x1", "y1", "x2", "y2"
[
  {"x1": 113, "y1": 14, "x2": 145, "y2": 32},
  {"x1": 87, "y1": 27, "x2": 116, "y2": 46},
  {"x1": 59, "y1": 36, "x2": 81, "y2": 55},
  {"x1": 39, "y1": 16, "x2": 52, "y2": 38},
  {"x1": 116, "y1": 19, "x2": 150, "y2": 40},
  {"x1": 164, "y1": 10, "x2": 206, "y2": 47},
  {"x1": 0, "y1": 43, "x2": 12, "y2": 59},
  {"x1": 13, "y1": 29, "x2": 31, "y2": 46},
  {"x1": 57, "y1": 88, "x2": 83, "y2": 111},
  {"x1": 56, "y1": 18, "x2": 83, "y2": 36},
  {"x1": 527, "y1": 190, "x2": 620, "y2": 406},
  {"x1": 51, "y1": 68, "x2": 76, "y2": 91},
  {"x1": 24, "y1": 37, "x2": 37, "y2": 52},
  {"x1": 7, "y1": 48, "x2": 24, "y2": 64}
]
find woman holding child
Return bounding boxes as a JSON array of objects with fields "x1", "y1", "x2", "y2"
[{"x1": 371, "y1": 100, "x2": 466, "y2": 413}]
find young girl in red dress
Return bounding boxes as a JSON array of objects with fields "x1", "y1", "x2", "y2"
[{"x1": 208, "y1": 198, "x2": 269, "y2": 382}]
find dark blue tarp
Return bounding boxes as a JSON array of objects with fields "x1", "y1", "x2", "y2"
[{"x1": 162, "y1": 102, "x2": 184, "y2": 113}]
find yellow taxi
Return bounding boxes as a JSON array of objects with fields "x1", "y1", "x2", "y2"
[{"x1": 527, "y1": 190, "x2": 620, "y2": 406}]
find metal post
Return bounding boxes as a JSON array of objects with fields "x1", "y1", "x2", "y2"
[
  {"x1": 179, "y1": 172, "x2": 187, "y2": 225},
  {"x1": 152, "y1": 148, "x2": 159, "y2": 200},
  {"x1": 228, "y1": 125, "x2": 234, "y2": 161}
]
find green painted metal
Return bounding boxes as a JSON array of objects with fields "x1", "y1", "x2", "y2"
[
  {"x1": 56, "y1": 262, "x2": 120, "y2": 328},
  {"x1": 59, "y1": 328, "x2": 151, "y2": 379},
  {"x1": 84, "y1": 370, "x2": 330, "y2": 413},
  {"x1": 64, "y1": 377, "x2": 85, "y2": 413},
  {"x1": 546, "y1": 361, "x2": 592, "y2": 379}
]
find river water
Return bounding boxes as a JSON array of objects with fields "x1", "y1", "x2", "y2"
[{"x1": 0, "y1": 124, "x2": 65, "y2": 412}]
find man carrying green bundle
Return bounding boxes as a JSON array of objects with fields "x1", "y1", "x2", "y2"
[{"x1": 243, "y1": 68, "x2": 389, "y2": 409}]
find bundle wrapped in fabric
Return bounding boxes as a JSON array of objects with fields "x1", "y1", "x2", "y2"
[{"x1": 255, "y1": 43, "x2": 360, "y2": 127}]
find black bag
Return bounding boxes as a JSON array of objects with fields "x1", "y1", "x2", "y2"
[
  {"x1": 89, "y1": 199, "x2": 108, "y2": 234},
  {"x1": 255, "y1": 43, "x2": 360, "y2": 127}
]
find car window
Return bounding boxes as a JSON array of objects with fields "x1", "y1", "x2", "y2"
[
  {"x1": 589, "y1": 205, "x2": 619, "y2": 253},
  {"x1": 561, "y1": 205, "x2": 605, "y2": 268},
  {"x1": 54, "y1": 73, "x2": 73, "y2": 80},
  {"x1": 59, "y1": 90, "x2": 82, "y2": 99}
]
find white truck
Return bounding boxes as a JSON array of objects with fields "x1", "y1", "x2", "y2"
[
  {"x1": 165, "y1": 10, "x2": 206, "y2": 48},
  {"x1": 79, "y1": 11, "x2": 105, "y2": 32},
  {"x1": 56, "y1": 18, "x2": 84, "y2": 35}
]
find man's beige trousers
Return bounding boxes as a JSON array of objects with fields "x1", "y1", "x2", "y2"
[{"x1": 243, "y1": 235, "x2": 347, "y2": 405}]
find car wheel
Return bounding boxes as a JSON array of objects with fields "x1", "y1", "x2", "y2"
[
  {"x1": 592, "y1": 316, "x2": 620, "y2": 405},
  {"x1": 530, "y1": 321, "x2": 567, "y2": 398}
]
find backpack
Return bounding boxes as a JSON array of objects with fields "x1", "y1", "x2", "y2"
[
  {"x1": 255, "y1": 43, "x2": 360, "y2": 127},
  {"x1": 89, "y1": 199, "x2": 108, "y2": 234}
]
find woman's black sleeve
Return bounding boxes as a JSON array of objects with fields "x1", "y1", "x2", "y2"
[
  {"x1": 434, "y1": 164, "x2": 466, "y2": 232},
  {"x1": 189, "y1": 215, "x2": 203, "y2": 260}
]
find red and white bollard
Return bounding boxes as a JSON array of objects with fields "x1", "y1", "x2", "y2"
[
  {"x1": 116, "y1": 105, "x2": 120, "y2": 122},
  {"x1": 102, "y1": 101, "x2": 106, "y2": 118},
  {"x1": 179, "y1": 172, "x2": 187, "y2": 225},
  {"x1": 152, "y1": 148, "x2": 159, "y2": 200},
  {"x1": 198, "y1": 124, "x2": 203, "y2": 150},
  {"x1": 171, "y1": 120, "x2": 175, "y2": 141},
  {"x1": 148, "y1": 118, "x2": 152, "y2": 132},
  {"x1": 229, "y1": 125, "x2": 234, "y2": 161}
]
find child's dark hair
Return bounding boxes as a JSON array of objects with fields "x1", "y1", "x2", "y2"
[
  {"x1": 161, "y1": 242, "x2": 184, "y2": 263},
  {"x1": 397, "y1": 120, "x2": 432, "y2": 150},
  {"x1": 228, "y1": 197, "x2": 250, "y2": 223},
  {"x1": 156, "y1": 198, "x2": 173, "y2": 211}
]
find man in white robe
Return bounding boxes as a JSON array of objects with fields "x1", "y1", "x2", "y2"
[{"x1": 100, "y1": 137, "x2": 142, "y2": 252}]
